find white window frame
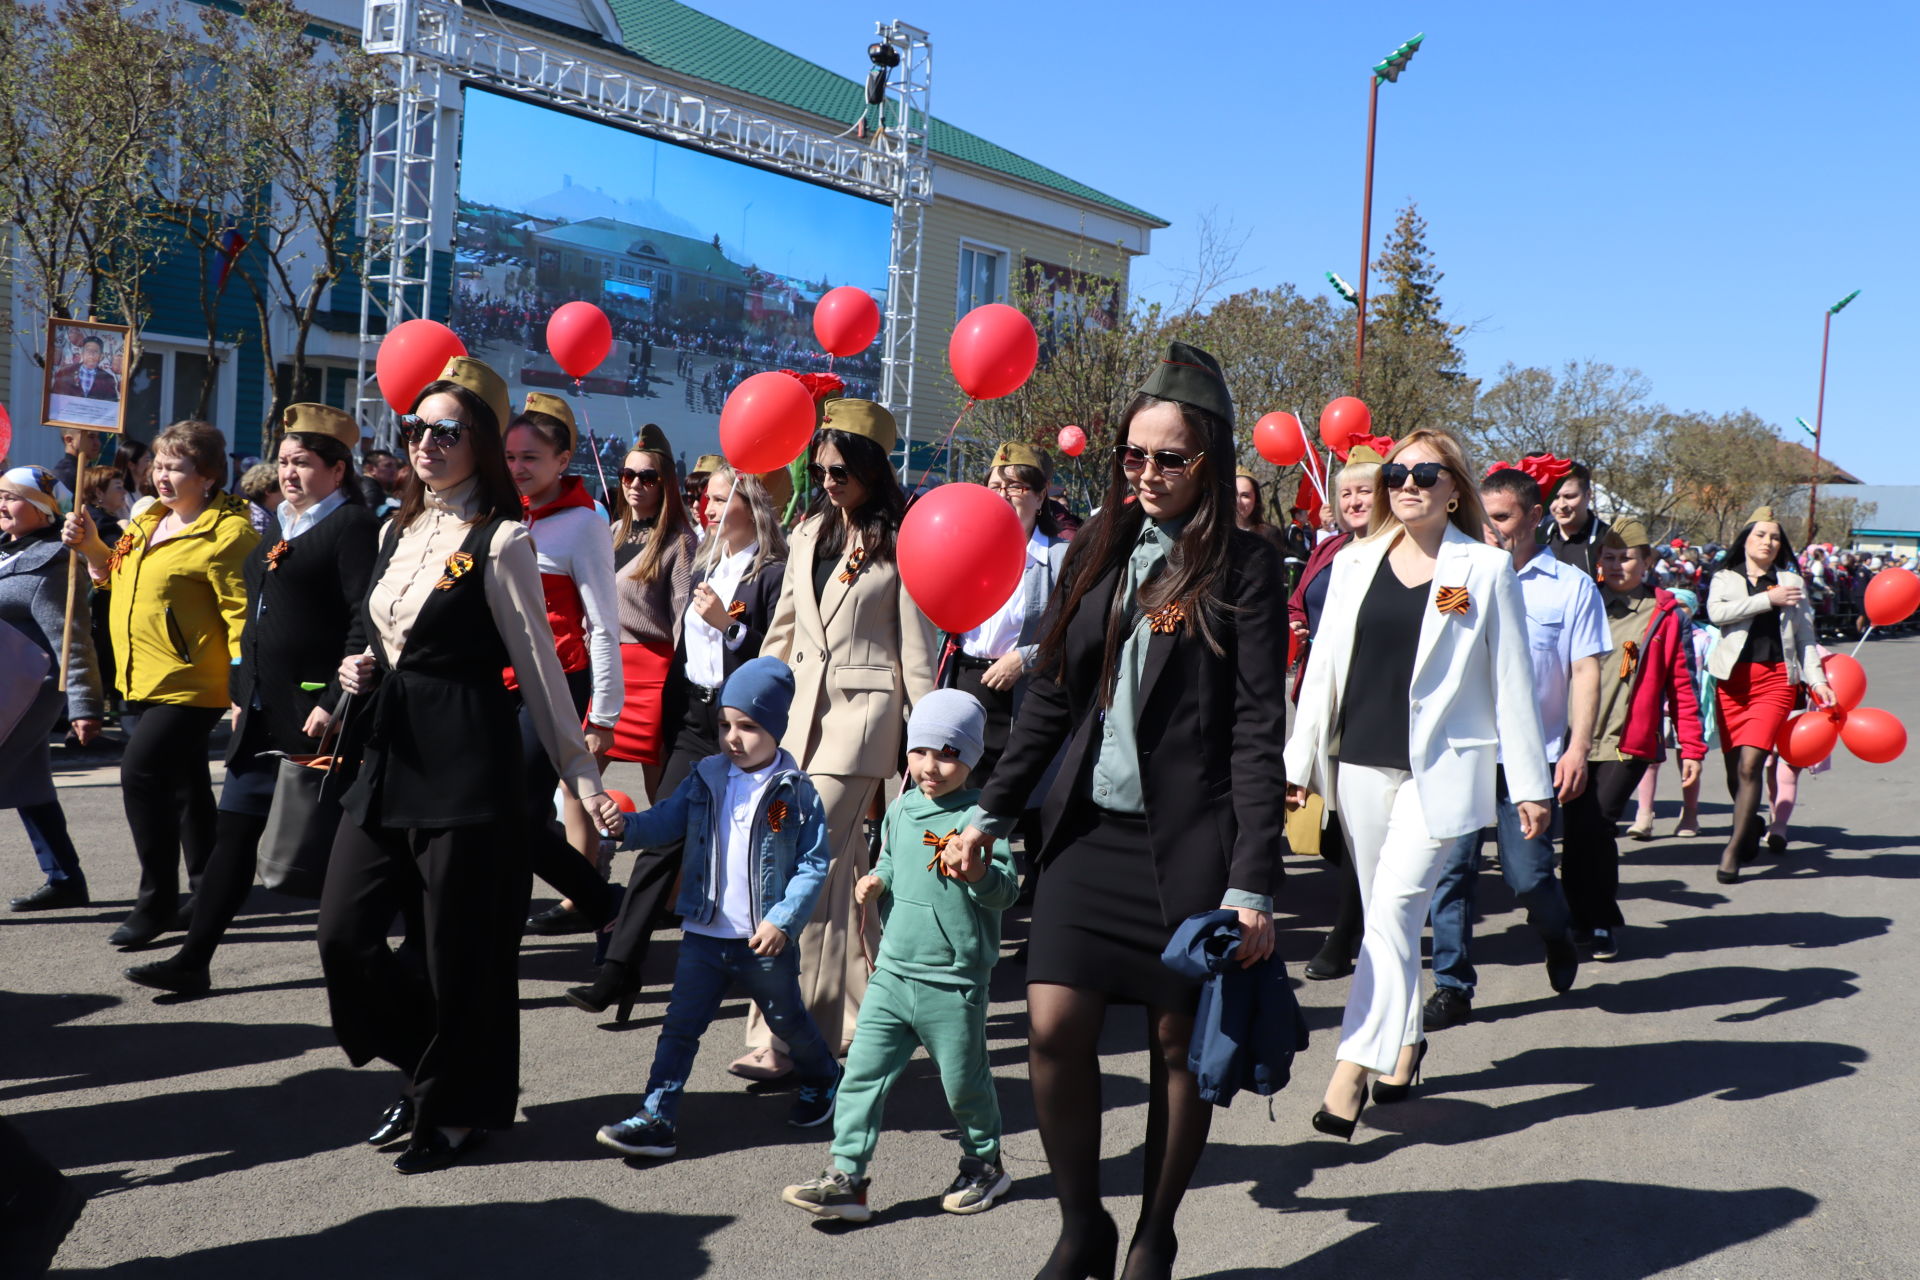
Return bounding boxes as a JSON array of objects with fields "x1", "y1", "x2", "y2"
[
  {"x1": 132, "y1": 333, "x2": 239, "y2": 440},
  {"x1": 956, "y1": 239, "x2": 1011, "y2": 319}
]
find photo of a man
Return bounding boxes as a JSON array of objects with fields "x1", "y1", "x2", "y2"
[{"x1": 42, "y1": 320, "x2": 131, "y2": 434}]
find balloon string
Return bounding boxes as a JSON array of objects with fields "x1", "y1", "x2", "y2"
[
  {"x1": 910, "y1": 398, "x2": 977, "y2": 498},
  {"x1": 574, "y1": 377, "x2": 614, "y2": 508},
  {"x1": 1850, "y1": 625, "x2": 1874, "y2": 659},
  {"x1": 1296, "y1": 408, "x2": 1329, "y2": 505}
]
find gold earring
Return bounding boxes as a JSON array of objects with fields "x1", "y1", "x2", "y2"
[{"x1": 1447, "y1": 497, "x2": 1460, "y2": 513}]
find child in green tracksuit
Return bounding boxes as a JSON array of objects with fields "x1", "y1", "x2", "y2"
[{"x1": 780, "y1": 689, "x2": 1017, "y2": 1223}]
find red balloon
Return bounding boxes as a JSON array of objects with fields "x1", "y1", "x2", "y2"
[
  {"x1": 948, "y1": 303, "x2": 1039, "y2": 401},
  {"x1": 1774, "y1": 711, "x2": 1838, "y2": 770},
  {"x1": 1318, "y1": 397, "x2": 1372, "y2": 453},
  {"x1": 718, "y1": 372, "x2": 817, "y2": 474},
  {"x1": 1840, "y1": 705, "x2": 1907, "y2": 764},
  {"x1": 1057, "y1": 425, "x2": 1087, "y2": 458},
  {"x1": 376, "y1": 319, "x2": 466, "y2": 414},
  {"x1": 1863, "y1": 568, "x2": 1920, "y2": 627},
  {"x1": 813, "y1": 286, "x2": 882, "y2": 358},
  {"x1": 898, "y1": 482, "x2": 1027, "y2": 632},
  {"x1": 547, "y1": 301, "x2": 613, "y2": 379},
  {"x1": 0, "y1": 401, "x2": 12, "y2": 460},
  {"x1": 1822, "y1": 653, "x2": 1868, "y2": 712},
  {"x1": 1254, "y1": 412, "x2": 1307, "y2": 467},
  {"x1": 604, "y1": 789, "x2": 637, "y2": 813}
]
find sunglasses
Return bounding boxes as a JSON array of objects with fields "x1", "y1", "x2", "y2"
[
  {"x1": 1380, "y1": 461, "x2": 1452, "y2": 490},
  {"x1": 398, "y1": 416, "x2": 466, "y2": 448},
  {"x1": 808, "y1": 463, "x2": 853, "y2": 485},
  {"x1": 619, "y1": 468, "x2": 661, "y2": 487},
  {"x1": 1114, "y1": 444, "x2": 1205, "y2": 475}
]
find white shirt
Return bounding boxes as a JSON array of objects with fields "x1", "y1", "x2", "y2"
[
  {"x1": 275, "y1": 488, "x2": 348, "y2": 541},
  {"x1": 684, "y1": 541, "x2": 756, "y2": 689},
  {"x1": 683, "y1": 758, "x2": 779, "y2": 940},
  {"x1": 961, "y1": 527, "x2": 1049, "y2": 658},
  {"x1": 1513, "y1": 544, "x2": 1610, "y2": 763}
]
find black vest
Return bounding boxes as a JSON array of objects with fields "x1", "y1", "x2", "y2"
[{"x1": 339, "y1": 517, "x2": 521, "y2": 829}]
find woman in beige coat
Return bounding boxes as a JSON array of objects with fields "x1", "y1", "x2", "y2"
[{"x1": 733, "y1": 398, "x2": 937, "y2": 1076}]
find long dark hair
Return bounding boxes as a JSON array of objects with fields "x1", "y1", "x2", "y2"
[
  {"x1": 1716, "y1": 520, "x2": 1797, "y2": 580},
  {"x1": 611, "y1": 443, "x2": 694, "y2": 585},
  {"x1": 393, "y1": 381, "x2": 521, "y2": 528},
  {"x1": 283, "y1": 431, "x2": 365, "y2": 506},
  {"x1": 807, "y1": 429, "x2": 906, "y2": 565},
  {"x1": 1038, "y1": 393, "x2": 1235, "y2": 704}
]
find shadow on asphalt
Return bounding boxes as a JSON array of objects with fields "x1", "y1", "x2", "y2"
[
  {"x1": 1477, "y1": 964, "x2": 1863, "y2": 1025},
  {"x1": 52, "y1": 1200, "x2": 731, "y2": 1278},
  {"x1": 1187, "y1": 1179, "x2": 1817, "y2": 1278}
]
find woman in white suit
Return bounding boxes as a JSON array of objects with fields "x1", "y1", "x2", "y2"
[{"x1": 1285, "y1": 430, "x2": 1550, "y2": 1139}]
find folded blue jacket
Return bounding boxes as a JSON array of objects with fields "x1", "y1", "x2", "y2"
[{"x1": 1161, "y1": 909, "x2": 1310, "y2": 1109}]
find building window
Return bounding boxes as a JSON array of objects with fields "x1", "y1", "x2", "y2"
[{"x1": 958, "y1": 244, "x2": 1008, "y2": 319}]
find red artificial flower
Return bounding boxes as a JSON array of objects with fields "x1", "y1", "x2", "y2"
[{"x1": 777, "y1": 369, "x2": 846, "y2": 404}]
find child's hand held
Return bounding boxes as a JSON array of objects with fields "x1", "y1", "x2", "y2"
[
  {"x1": 854, "y1": 874, "x2": 883, "y2": 905},
  {"x1": 748, "y1": 920, "x2": 787, "y2": 956}
]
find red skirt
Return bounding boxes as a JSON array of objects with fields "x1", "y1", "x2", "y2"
[
  {"x1": 608, "y1": 639, "x2": 675, "y2": 764},
  {"x1": 1716, "y1": 661, "x2": 1796, "y2": 751}
]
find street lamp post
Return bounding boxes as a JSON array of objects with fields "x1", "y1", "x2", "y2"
[
  {"x1": 1805, "y1": 288, "x2": 1860, "y2": 546},
  {"x1": 1353, "y1": 33, "x2": 1423, "y2": 396}
]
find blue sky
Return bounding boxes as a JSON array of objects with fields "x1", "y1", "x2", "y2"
[
  {"x1": 459, "y1": 88, "x2": 891, "y2": 291},
  {"x1": 693, "y1": 0, "x2": 1915, "y2": 481}
]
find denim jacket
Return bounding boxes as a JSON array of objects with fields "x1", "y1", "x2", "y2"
[{"x1": 617, "y1": 748, "x2": 830, "y2": 938}]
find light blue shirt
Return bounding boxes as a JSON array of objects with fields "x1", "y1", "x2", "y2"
[
  {"x1": 275, "y1": 488, "x2": 348, "y2": 541},
  {"x1": 1513, "y1": 544, "x2": 1610, "y2": 763}
]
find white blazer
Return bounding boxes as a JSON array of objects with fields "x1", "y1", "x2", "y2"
[{"x1": 1284, "y1": 522, "x2": 1551, "y2": 840}]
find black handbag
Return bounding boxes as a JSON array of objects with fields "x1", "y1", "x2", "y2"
[{"x1": 256, "y1": 694, "x2": 355, "y2": 899}]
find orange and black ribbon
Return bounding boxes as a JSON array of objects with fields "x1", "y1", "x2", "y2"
[
  {"x1": 434, "y1": 551, "x2": 475, "y2": 591},
  {"x1": 1145, "y1": 601, "x2": 1187, "y2": 635},
  {"x1": 1435, "y1": 586, "x2": 1471, "y2": 616},
  {"x1": 767, "y1": 800, "x2": 789, "y2": 834},
  {"x1": 266, "y1": 540, "x2": 291, "y2": 572},
  {"x1": 727, "y1": 600, "x2": 747, "y2": 621},
  {"x1": 838, "y1": 545, "x2": 867, "y2": 585},
  {"x1": 924, "y1": 828, "x2": 959, "y2": 876},
  {"x1": 106, "y1": 530, "x2": 136, "y2": 577},
  {"x1": 1619, "y1": 639, "x2": 1639, "y2": 683}
]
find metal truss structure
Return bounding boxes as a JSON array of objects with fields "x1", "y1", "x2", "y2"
[{"x1": 354, "y1": 0, "x2": 933, "y2": 460}]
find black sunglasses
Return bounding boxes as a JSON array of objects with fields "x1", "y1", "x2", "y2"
[
  {"x1": 1381, "y1": 461, "x2": 1452, "y2": 490},
  {"x1": 619, "y1": 467, "x2": 661, "y2": 487},
  {"x1": 399, "y1": 415, "x2": 467, "y2": 448},
  {"x1": 1114, "y1": 444, "x2": 1205, "y2": 475},
  {"x1": 808, "y1": 463, "x2": 852, "y2": 485}
]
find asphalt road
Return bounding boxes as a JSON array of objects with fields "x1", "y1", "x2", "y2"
[{"x1": 7, "y1": 636, "x2": 1916, "y2": 1279}]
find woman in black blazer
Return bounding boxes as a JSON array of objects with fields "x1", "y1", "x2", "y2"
[
  {"x1": 566, "y1": 464, "x2": 790, "y2": 1019},
  {"x1": 125, "y1": 406, "x2": 380, "y2": 994},
  {"x1": 951, "y1": 344, "x2": 1287, "y2": 1280}
]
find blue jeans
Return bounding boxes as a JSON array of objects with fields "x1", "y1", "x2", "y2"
[
  {"x1": 642, "y1": 930, "x2": 838, "y2": 1125},
  {"x1": 19, "y1": 802, "x2": 84, "y2": 885},
  {"x1": 1429, "y1": 769, "x2": 1571, "y2": 998}
]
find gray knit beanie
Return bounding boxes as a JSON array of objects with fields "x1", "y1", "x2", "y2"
[{"x1": 906, "y1": 689, "x2": 987, "y2": 770}]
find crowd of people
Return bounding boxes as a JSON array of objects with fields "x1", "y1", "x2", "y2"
[{"x1": 0, "y1": 341, "x2": 1887, "y2": 1279}]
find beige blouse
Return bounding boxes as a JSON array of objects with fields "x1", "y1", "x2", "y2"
[{"x1": 369, "y1": 478, "x2": 601, "y2": 801}]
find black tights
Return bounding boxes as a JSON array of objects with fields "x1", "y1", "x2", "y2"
[
  {"x1": 1720, "y1": 745, "x2": 1771, "y2": 869},
  {"x1": 1028, "y1": 982, "x2": 1210, "y2": 1280},
  {"x1": 1311, "y1": 816, "x2": 1363, "y2": 966}
]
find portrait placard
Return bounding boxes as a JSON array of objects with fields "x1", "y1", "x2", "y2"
[{"x1": 41, "y1": 318, "x2": 131, "y2": 434}]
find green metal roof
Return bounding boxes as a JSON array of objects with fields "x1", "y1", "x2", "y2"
[
  {"x1": 601, "y1": 0, "x2": 1167, "y2": 227},
  {"x1": 536, "y1": 217, "x2": 749, "y2": 279}
]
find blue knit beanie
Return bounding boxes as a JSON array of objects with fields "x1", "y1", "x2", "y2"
[
  {"x1": 721, "y1": 656, "x2": 795, "y2": 741},
  {"x1": 906, "y1": 688, "x2": 987, "y2": 770}
]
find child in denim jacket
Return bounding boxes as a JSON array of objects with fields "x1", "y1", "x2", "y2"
[{"x1": 594, "y1": 658, "x2": 839, "y2": 1159}]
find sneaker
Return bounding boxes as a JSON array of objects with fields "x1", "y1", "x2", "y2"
[
  {"x1": 1589, "y1": 927, "x2": 1619, "y2": 961},
  {"x1": 781, "y1": 1168, "x2": 872, "y2": 1222},
  {"x1": 787, "y1": 1073, "x2": 839, "y2": 1129},
  {"x1": 595, "y1": 1111, "x2": 677, "y2": 1158},
  {"x1": 941, "y1": 1156, "x2": 1012, "y2": 1215},
  {"x1": 1422, "y1": 986, "x2": 1472, "y2": 1032}
]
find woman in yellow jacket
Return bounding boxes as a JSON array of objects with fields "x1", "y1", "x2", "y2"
[{"x1": 65, "y1": 419, "x2": 258, "y2": 949}]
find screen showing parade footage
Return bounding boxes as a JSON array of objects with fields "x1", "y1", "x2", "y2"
[{"x1": 450, "y1": 86, "x2": 892, "y2": 479}]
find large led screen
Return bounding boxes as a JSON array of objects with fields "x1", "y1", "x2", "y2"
[{"x1": 451, "y1": 87, "x2": 892, "y2": 476}]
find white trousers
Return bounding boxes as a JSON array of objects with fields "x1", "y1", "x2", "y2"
[{"x1": 1335, "y1": 762, "x2": 1450, "y2": 1074}]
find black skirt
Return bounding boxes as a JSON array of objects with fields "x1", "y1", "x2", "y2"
[{"x1": 1027, "y1": 804, "x2": 1200, "y2": 1011}]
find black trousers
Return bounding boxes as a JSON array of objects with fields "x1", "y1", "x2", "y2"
[
  {"x1": 949, "y1": 659, "x2": 1014, "y2": 792},
  {"x1": 316, "y1": 818, "x2": 531, "y2": 1131},
  {"x1": 174, "y1": 810, "x2": 271, "y2": 968},
  {"x1": 1561, "y1": 758, "x2": 1648, "y2": 931},
  {"x1": 518, "y1": 672, "x2": 615, "y2": 925},
  {"x1": 602, "y1": 683, "x2": 717, "y2": 972},
  {"x1": 119, "y1": 703, "x2": 223, "y2": 926}
]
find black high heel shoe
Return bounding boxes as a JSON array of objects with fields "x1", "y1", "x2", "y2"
[
  {"x1": 1035, "y1": 1210, "x2": 1119, "y2": 1280},
  {"x1": 1310, "y1": 1089, "x2": 1368, "y2": 1142},
  {"x1": 1371, "y1": 1040, "x2": 1428, "y2": 1105},
  {"x1": 566, "y1": 961, "x2": 641, "y2": 1024},
  {"x1": 367, "y1": 1097, "x2": 415, "y2": 1146}
]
